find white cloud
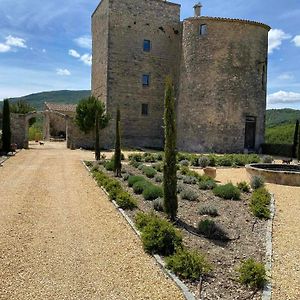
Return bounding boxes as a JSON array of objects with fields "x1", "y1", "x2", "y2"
[
  {"x1": 268, "y1": 29, "x2": 291, "y2": 54},
  {"x1": 278, "y1": 73, "x2": 294, "y2": 80},
  {"x1": 42, "y1": 49, "x2": 46, "y2": 53},
  {"x1": 80, "y1": 53, "x2": 92, "y2": 66},
  {"x1": 56, "y1": 68, "x2": 71, "y2": 76},
  {"x1": 0, "y1": 43, "x2": 11, "y2": 53},
  {"x1": 292, "y1": 35, "x2": 300, "y2": 47},
  {"x1": 74, "y1": 35, "x2": 92, "y2": 49},
  {"x1": 68, "y1": 49, "x2": 80, "y2": 58},
  {"x1": 5, "y1": 35, "x2": 27, "y2": 48},
  {"x1": 268, "y1": 90, "x2": 300, "y2": 104}
]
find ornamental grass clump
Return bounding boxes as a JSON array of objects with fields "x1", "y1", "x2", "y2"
[
  {"x1": 180, "y1": 187, "x2": 198, "y2": 201},
  {"x1": 238, "y1": 258, "x2": 267, "y2": 289},
  {"x1": 197, "y1": 219, "x2": 229, "y2": 241},
  {"x1": 166, "y1": 248, "x2": 212, "y2": 281},
  {"x1": 213, "y1": 183, "x2": 241, "y2": 200},
  {"x1": 142, "y1": 166, "x2": 157, "y2": 178},
  {"x1": 198, "y1": 156, "x2": 210, "y2": 168},
  {"x1": 128, "y1": 175, "x2": 145, "y2": 187},
  {"x1": 153, "y1": 197, "x2": 164, "y2": 212},
  {"x1": 199, "y1": 179, "x2": 216, "y2": 190},
  {"x1": 250, "y1": 187, "x2": 271, "y2": 219},
  {"x1": 135, "y1": 212, "x2": 182, "y2": 255},
  {"x1": 198, "y1": 206, "x2": 219, "y2": 217},
  {"x1": 250, "y1": 175, "x2": 265, "y2": 190},
  {"x1": 143, "y1": 185, "x2": 163, "y2": 200},
  {"x1": 261, "y1": 155, "x2": 273, "y2": 163},
  {"x1": 183, "y1": 175, "x2": 197, "y2": 185}
]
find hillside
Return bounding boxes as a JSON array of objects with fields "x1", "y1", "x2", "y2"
[
  {"x1": 3, "y1": 90, "x2": 91, "y2": 111},
  {"x1": 265, "y1": 109, "x2": 300, "y2": 144}
]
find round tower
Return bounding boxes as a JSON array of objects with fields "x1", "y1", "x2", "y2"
[{"x1": 177, "y1": 10, "x2": 270, "y2": 153}]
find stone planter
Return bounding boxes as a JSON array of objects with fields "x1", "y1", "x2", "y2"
[{"x1": 204, "y1": 167, "x2": 217, "y2": 179}]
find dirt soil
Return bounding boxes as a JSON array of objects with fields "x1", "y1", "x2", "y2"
[{"x1": 0, "y1": 142, "x2": 184, "y2": 300}]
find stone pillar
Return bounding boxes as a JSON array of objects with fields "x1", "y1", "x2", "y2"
[{"x1": 43, "y1": 112, "x2": 50, "y2": 140}]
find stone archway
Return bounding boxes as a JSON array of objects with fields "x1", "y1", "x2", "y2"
[{"x1": 11, "y1": 110, "x2": 70, "y2": 149}]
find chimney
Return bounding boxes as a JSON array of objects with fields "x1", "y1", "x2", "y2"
[{"x1": 193, "y1": 2, "x2": 202, "y2": 17}]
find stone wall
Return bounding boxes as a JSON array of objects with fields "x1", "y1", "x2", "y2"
[
  {"x1": 177, "y1": 17, "x2": 269, "y2": 153},
  {"x1": 92, "y1": 0, "x2": 181, "y2": 149},
  {"x1": 11, "y1": 114, "x2": 27, "y2": 148}
]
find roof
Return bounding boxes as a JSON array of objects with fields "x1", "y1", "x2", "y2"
[
  {"x1": 44, "y1": 102, "x2": 77, "y2": 112},
  {"x1": 184, "y1": 16, "x2": 271, "y2": 31}
]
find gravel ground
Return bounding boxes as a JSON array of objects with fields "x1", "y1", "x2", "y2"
[
  {"x1": 214, "y1": 167, "x2": 300, "y2": 300},
  {"x1": 0, "y1": 142, "x2": 184, "y2": 300}
]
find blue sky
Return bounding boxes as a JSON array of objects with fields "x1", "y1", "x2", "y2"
[{"x1": 0, "y1": 0, "x2": 300, "y2": 109}]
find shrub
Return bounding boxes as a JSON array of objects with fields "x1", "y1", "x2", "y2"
[
  {"x1": 129, "y1": 160, "x2": 142, "y2": 168},
  {"x1": 136, "y1": 213, "x2": 182, "y2": 255},
  {"x1": 190, "y1": 155, "x2": 200, "y2": 166},
  {"x1": 155, "y1": 174, "x2": 163, "y2": 183},
  {"x1": 250, "y1": 187, "x2": 271, "y2": 219},
  {"x1": 138, "y1": 164, "x2": 144, "y2": 170},
  {"x1": 142, "y1": 166, "x2": 157, "y2": 178},
  {"x1": 122, "y1": 173, "x2": 130, "y2": 181},
  {"x1": 85, "y1": 161, "x2": 93, "y2": 168},
  {"x1": 115, "y1": 191, "x2": 137, "y2": 210},
  {"x1": 238, "y1": 258, "x2": 267, "y2": 289},
  {"x1": 198, "y1": 206, "x2": 219, "y2": 217},
  {"x1": 199, "y1": 180, "x2": 216, "y2": 190},
  {"x1": 143, "y1": 185, "x2": 163, "y2": 200},
  {"x1": 152, "y1": 162, "x2": 163, "y2": 172},
  {"x1": 179, "y1": 159, "x2": 189, "y2": 166},
  {"x1": 237, "y1": 181, "x2": 250, "y2": 193},
  {"x1": 135, "y1": 212, "x2": 155, "y2": 231},
  {"x1": 213, "y1": 183, "x2": 241, "y2": 200},
  {"x1": 166, "y1": 248, "x2": 212, "y2": 281},
  {"x1": 217, "y1": 156, "x2": 233, "y2": 167},
  {"x1": 261, "y1": 155, "x2": 273, "y2": 163},
  {"x1": 143, "y1": 152, "x2": 157, "y2": 162},
  {"x1": 183, "y1": 176, "x2": 197, "y2": 185},
  {"x1": 180, "y1": 188, "x2": 198, "y2": 201},
  {"x1": 128, "y1": 175, "x2": 145, "y2": 187},
  {"x1": 207, "y1": 154, "x2": 217, "y2": 166},
  {"x1": 132, "y1": 180, "x2": 148, "y2": 194},
  {"x1": 153, "y1": 197, "x2": 164, "y2": 212},
  {"x1": 177, "y1": 182, "x2": 185, "y2": 194},
  {"x1": 199, "y1": 156, "x2": 210, "y2": 168},
  {"x1": 128, "y1": 153, "x2": 142, "y2": 162},
  {"x1": 104, "y1": 159, "x2": 114, "y2": 171},
  {"x1": 177, "y1": 152, "x2": 190, "y2": 162},
  {"x1": 197, "y1": 219, "x2": 228, "y2": 240},
  {"x1": 156, "y1": 153, "x2": 163, "y2": 161},
  {"x1": 250, "y1": 175, "x2": 265, "y2": 190}
]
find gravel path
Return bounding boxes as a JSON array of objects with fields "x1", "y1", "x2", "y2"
[
  {"x1": 215, "y1": 167, "x2": 300, "y2": 300},
  {"x1": 0, "y1": 142, "x2": 184, "y2": 300}
]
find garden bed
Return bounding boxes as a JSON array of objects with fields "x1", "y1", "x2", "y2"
[{"x1": 87, "y1": 155, "x2": 268, "y2": 300}]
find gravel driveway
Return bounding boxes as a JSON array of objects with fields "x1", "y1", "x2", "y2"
[{"x1": 0, "y1": 142, "x2": 184, "y2": 300}]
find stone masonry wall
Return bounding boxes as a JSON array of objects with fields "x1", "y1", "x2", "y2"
[
  {"x1": 92, "y1": 0, "x2": 182, "y2": 149},
  {"x1": 177, "y1": 17, "x2": 269, "y2": 153}
]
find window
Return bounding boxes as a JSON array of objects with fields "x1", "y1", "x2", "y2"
[
  {"x1": 199, "y1": 24, "x2": 207, "y2": 35},
  {"x1": 141, "y1": 104, "x2": 148, "y2": 116},
  {"x1": 143, "y1": 74, "x2": 150, "y2": 86},
  {"x1": 143, "y1": 40, "x2": 151, "y2": 52}
]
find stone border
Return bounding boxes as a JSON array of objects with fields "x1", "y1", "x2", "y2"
[
  {"x1": 81, "y1": 160, "x2": 196, "y2": 300},
  {"x1": 0, "y1": 150, "x2": 21, "y2": 166},
  {"x1": 262, "y1": 193, "x2": 276, "y2": 300}
]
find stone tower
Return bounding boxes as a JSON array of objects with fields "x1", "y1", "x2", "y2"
[
  {"x1": 92, "y1": 0, "x2": 270, "y2": 153},
  {"x1": 92, "y1": 0, "x2": 181, "y2": 149},
  {"x1": 177, "y1": 16, "x2": 270, "y2": 153}
]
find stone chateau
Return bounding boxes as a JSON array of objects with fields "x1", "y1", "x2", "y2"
[{"x1": 92, "y1": 0, "x2": 270, "y2": 153}]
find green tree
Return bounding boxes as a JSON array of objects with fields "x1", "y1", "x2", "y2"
[
  {"x1": 298, "y1": 125, "x2": 300, "y2": 161},
  {"x1": 163, "y1": 76, "x2": 178, "y2": 221},
  {"x1": 292, "y1": 120, "x2": 299, "y2": 158},
  {"x1": 10, "y1": 100, "x2": 36, "y2": 126},
  {"x1": 2, "y1": 99, "x2": 11, "y2": 153},
  {"x1": 76, "y1": 96, "x2": 110, "y2": 160},
  {"x1": 113, "y1": 107, "x2": 122, "y2": 177}
]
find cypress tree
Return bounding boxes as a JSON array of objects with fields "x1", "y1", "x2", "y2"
[
  {"x1": 113, "y1": 107, "x2": 122, "y2": 177},
  {"x1": 163, "y1": 76, "x2": 178, "y2": 221},
  {"x1": 292, "y1": 120, "x2": 299, "y2": 158},
  {"x1": 2, "y1": 99, "x2": 11, "y2": 153}
]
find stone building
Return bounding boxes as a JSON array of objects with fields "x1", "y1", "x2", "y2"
[{"x1": 92, "y1": 0, "x2": 270, "y2": 153}]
